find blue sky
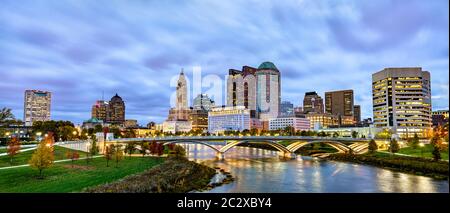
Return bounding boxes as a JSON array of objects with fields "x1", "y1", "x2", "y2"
[{"x1": 0, "y1": 0, "x2": 448, "y2": 126}]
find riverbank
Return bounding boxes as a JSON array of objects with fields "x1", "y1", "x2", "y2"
[
  {"x1": 324, "y1": 153, "x2": 449, "y2": 180},
  {"x1": 84, "y1": 158, "x2": 217, "y2": 193}
]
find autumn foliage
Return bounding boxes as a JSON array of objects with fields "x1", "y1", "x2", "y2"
[
  {"x1": 29, "y1": 133, "x2": 55, "y2": 178},
  {"x1": 7, "y1": 136, "x2": 21, "y2": 165}
]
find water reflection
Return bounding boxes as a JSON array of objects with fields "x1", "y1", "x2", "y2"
[{"x1": 180, "y1": 144, "x2": 449, "y2": 193}]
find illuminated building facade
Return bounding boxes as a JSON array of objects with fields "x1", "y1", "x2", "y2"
[
  {"x1": 24, "y1": 90, "x2": 51, "y2": 126},
  {"x1": 305, "y1": 113, "x2": 338, "y2": 130},
  {"x1": 432, "y1": 110, "x2": 449, "y2": 127},
  {"x1": 372, "y1": 67, "x2": 432, "y2": 138},
  {"x1": 303, "y1": 91, "x2": 324, "y2": 114},
  {"x1": 325, "y1": 89, "x2": 355, "y2": 126},
  {"x1": 163, "y1": 70, "x2": 192, "y2": 133},
  {"x1": 269, "y1": 117, "x2": 310, "y2": 131},
  {"x1": 91, "y1": 100, "x2": 108, "y2": 121},
  {"x1": 208, "y1": 106, "x2": 250, "y2": 134}
]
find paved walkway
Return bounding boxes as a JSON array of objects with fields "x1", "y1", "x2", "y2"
[
  {"x1": 378, "y1": 151, "x2": 449, "y2": 162},
  {"x1": 0, "y1": 155, "x2": 104, "y2": 170}
]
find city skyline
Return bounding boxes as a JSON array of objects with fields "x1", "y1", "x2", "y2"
[{"x1": 0, "y1": 0, "x2": 448, "y2": 125}]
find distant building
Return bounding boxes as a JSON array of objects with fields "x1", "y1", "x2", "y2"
[
  {"x1": 294, "y1": 106, "x2": 304, "y2": 117},
  {"x1": 305, "y1": 113, "x2": 338, "y2": 130},
  {"x1": 325, "y1": 89, "x2": 355, "y2": 126},
  {"x1": 82, "y1": 117, "x2": 104, "y2": 129},
  {"x1": 303, "y1": 91, "x2": 324, "y2": 114},
  {"x1": 321, "y1": 126, "x2": 383, "y2": 139},
  {"x1": 432, "y1": 110, "x2": 449, "y2": 127},
  {"x1": 372, "y1": 67, "x2": 432, "y2": 138},
  {"x1": 147, "y1": 121, "x2": 156, "y2": 129},
  {"x1": 24, "y1": 90, "x2": 51, "y2": 126},
  {"x1": 124, "y1": 119, "x2": 138, "y2": 128},
  {"x1": 280, "y1": 101, "x2": 294, "y2": 117},
  {"x1": 193, "y1": 94, "x2": 215, "y2": 111},
  {"x1": 208, "y1": 106, "x2": 250, "y2": 134},
  {"x1": 269, "y1": 117, "x2": 310, "y2": 131},
  {"x1": 91, "y1": 100, "x2": 109, "y2": 122},
  {"x1": 107, "y1": 94, "x2": 126, "y2": 125},
  {"x1": 189, "y1": 109, "x2": 208, "y2": 131},
  {"x1": 163, "y1": 70, "x2": 192, "y2": 133},
  {"x1": 353, "y1": 105, "x2": 361, "y2": 124}
]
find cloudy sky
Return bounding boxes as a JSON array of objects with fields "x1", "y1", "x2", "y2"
[{"x1": 0, "y1": 0, "x2": 448, "y2": 125}]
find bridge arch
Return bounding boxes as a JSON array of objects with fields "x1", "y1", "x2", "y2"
[
  {"x1": 162, "y1": 141, "x2": 221, "y2": 153},
  {"x1": 286, "y1": 141, "x2": 353, "y2": 153},
  {"x1": 219, "y1": 140, "x2": 291, "y2": 154}
]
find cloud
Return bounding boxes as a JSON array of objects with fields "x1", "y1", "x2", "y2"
[{"x1": 0, "y1": 0, "x2": 448, "y2": 124}]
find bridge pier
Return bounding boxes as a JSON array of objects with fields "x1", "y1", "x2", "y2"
[
  {"x1": 278, "y1": 152, "x2": 296, "y2": 159},
  {"x1": 216, "y1": 152, "x2": 225, "y2": 160}
]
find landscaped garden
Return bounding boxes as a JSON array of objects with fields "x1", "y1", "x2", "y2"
[
  {"x1": 0, "y1": 156, "x2": 164, "y2": 192},
  {"x1": 0, "y1": 146, "x2": 88, "y2": 167}
]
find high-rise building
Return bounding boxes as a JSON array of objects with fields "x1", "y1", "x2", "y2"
[
  {"x1": 208, "y1": 106, "x2": 250, "y2": 134},
  {"x1": 164, "y1": 70, "x2": 192, "y2": 133},
  {"x1": 227, "y1": 62, "x2": 281, "y2": 121},
  {"x1": 372, "y1": 67, "x2": 432, "y2": 138},
  {"x1": 107, "y1": 93, "x2": 125, "y2": 125},
  {"x1": 432, "y1": 110, "x2": 449, "y2": 127},
  {"x1": 353, "y1": 105, "x2": 361, "y2": 123},
  {"x1": 189, "y1": 109, "x2": 208, "y2": 131},
  {"x1": 280, "y1": 101, "x2": 294, "y2": 117},
  {"x1": 193, "y1": 94, "x2": 215, "y2": 111},
  {"x1": 303, "y1": 91, "x2": 324, "y2": 114},
  {"x1": 256, "y1": 62, "x2": 281, "y2": 121},
  {"x1": 227, "y1": 66, "x2": 258, "y2": 118},
  {"x1": 325, "y1": 89, "x2": 354, "y2": 125},
  {"x1": 24, "y1": 90, "x2": 51, "y2": 126},
  {"x1": 91, "y1": 100, "x2": 109, "y2": 121}
]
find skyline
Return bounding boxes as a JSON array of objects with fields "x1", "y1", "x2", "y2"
[{"x1": 0, "y1": 0, "x2": 449, "y2": 125}]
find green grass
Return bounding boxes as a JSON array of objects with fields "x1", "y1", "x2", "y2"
[
  {"x1": 397, "y1": 144, "x2": 448, "y2": 160},
  {"x1": 0, "y1": 156, "x2": 164, "y2": 192},
  {"x1": 0, "y1": 146, "x2": 88, "y2": 168}
]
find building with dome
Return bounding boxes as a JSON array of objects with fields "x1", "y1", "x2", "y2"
[
  {"x1": 226, "y1": 62, "x2": 281, "y2": 128},
  {"x1": 89, "y1": 93, "x2": 126, "y2": 127}
]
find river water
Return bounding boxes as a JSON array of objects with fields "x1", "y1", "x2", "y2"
[{"x1": 182, "y1": 144, "x2": 449, "y2": 193}]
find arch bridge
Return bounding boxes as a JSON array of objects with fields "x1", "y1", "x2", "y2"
[{"x1": 110, "y1": 136, "x2": 370, "y2": 160}]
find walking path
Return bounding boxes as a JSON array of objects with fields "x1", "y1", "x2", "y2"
[{"x1": 0, "y1": 155, "x2": 104, "y2": 170}]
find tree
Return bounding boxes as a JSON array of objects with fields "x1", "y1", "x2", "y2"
[
  {"x1": 29, "y1": 135, "x2": 54, "y2": 178},
  {"x1": 7, "y1": 136, "x2": 21, "y2": 165},
  {"x1": 408, "y1": 133, "x2": 420, "y2": 149},
  {"x1": 351, "y1": 131, "x2": 358, "y2": 138},
  {"x1": 125, "y1": 142, "x2": 135, "y2": 157},
  {"x1": 168, "y1": 145, "x2": 186, "y2": 160},
  {"x1": 110, "y1": 144, "x2": 124, "y2": 168},
  {"x1": 389, "y1": 138, "x2": 400, "y2": 154},
  {"x1": 0, "y1": 107, "x2": 15, "y2": 125},
  {"x1": 432, "y1": 145, "x2": 441, "y2": 161},
  {"x1": 104, "y1": 145, "x2": 113, "y2": 167},
  {"x1": 65, "y1": 151, "x2": 80, "y2": 168},
  {"x1": 140, "y1": 142, "x2": 149, "y2": 157},
  {"x1": 368, "y1": 139, "x2": 378, "y2": 154}
]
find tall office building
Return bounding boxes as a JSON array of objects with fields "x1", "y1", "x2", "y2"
[
  {"x1": 164, "y1": 70, "x2": 192, "y2": 133},
  {"x1": 256, "y1": 62, "x2": 281, "y2": 121},
  {"x1": 372, "y1": 67, "x2": 432, "y2": 137},
  {"x1": 325, "y1": 89, "x2": 354, "y2": 125},
  {"x1": 303, "y1": 91, "x2": 324, "y2": 114},
  {"x1": 107, "y1": 93, "x2": 126, "y2": 125},
  {"x1": 353, "y1": 105, "x2": 361, "y2": 124},
  {"x1": 91, "y1": 100, "x2": 109, "y2": 121},
  {"x1": 280, "y1": 101, "x2": 294, "y2": 117},
  {"x1": 227, "y1": 66, "x2": 258, "y2": 118},
  {"x1": 24, "y1": 90, "x2": 51, "y2": 126},
  {"x1": 193, "y1": 94, "x2": 215, "y2": 111}
]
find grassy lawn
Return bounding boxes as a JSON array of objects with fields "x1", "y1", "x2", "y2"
[
  {"x1": 0, "y1": 146, "x2": 88, "y2": 168},
  {"x1": 398, "y1": 144, "x2": 449, "y2": 160},
  {"x1": 0, "y1": 156, "x2": 164, "y2": 192}
]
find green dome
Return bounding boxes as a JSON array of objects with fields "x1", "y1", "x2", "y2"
[
  {"x1": 258, "y1": 61, "x2": 278, "y2": 70},
  {"x1": 85, "y1": 117, "x2": 103, "y2": 123}
]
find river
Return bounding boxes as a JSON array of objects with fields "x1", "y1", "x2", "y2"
[{"x1": 182, "y1": 144, "x2": 449, "y2": 193}]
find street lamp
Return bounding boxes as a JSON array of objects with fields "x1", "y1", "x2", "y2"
[{"x1": 419, "y1": 142, "x2": 425, "y2": 157}]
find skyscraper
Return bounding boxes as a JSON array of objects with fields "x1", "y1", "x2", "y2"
[
  {"x1": 24, "y1": 90, "x2": 51, "y2": 126},
  {"x1": 227, "y1": 65, "x2": 258, "y2": 117},
  {"x1": 280, "y1": 101, "x2": 294, "y2": 117},
  {"x1": 303, "y1": 91, "x2": 324, "y2": 114},
  {"x1": 164, "y1": 70, "x2": 192, "y2": 133},
  {"x1": 107, "y1": 93, "x2": 125, "y2": 125},
  {"x1": 91, "y1": 100, "x2": 109, "y2": 121},
  {"x1": 372, "y1": 67, "x2": 432, "y2": 138},
  {"x1": 193, "y1": 94, "x2": 215, "y2": 111},
  {"x1": 325, "y1": 89, "x2": 354, "y2": 125},
  {"x1": 353, "y1": 105, "x2": 361, "y2": 124},
  {"x1": 256, "y1": 62, "x2": 281, "y2": 121}
]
